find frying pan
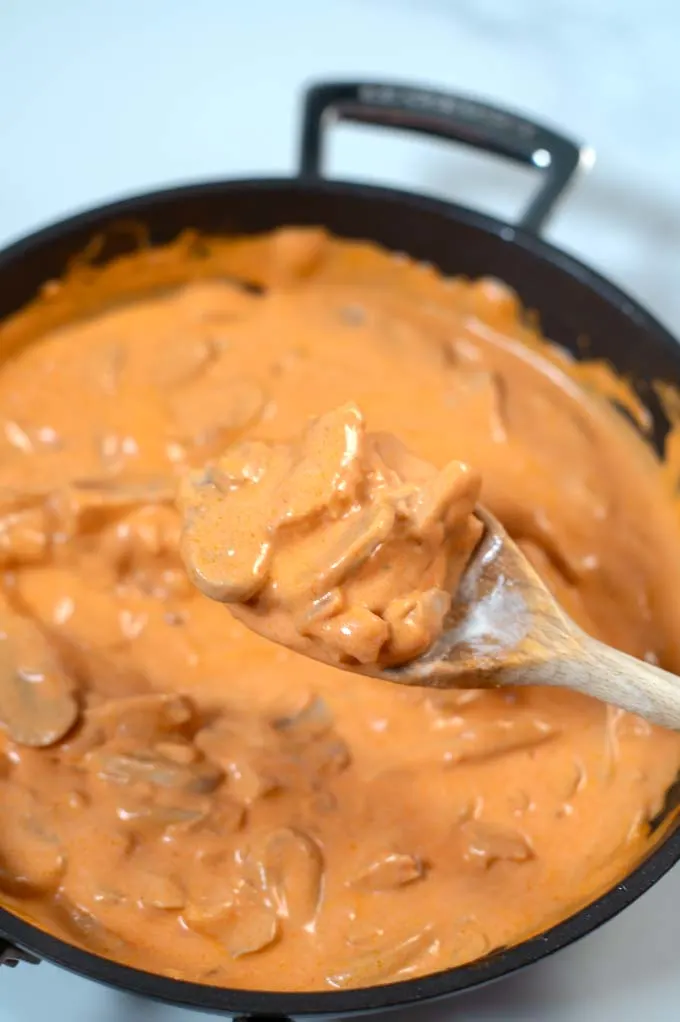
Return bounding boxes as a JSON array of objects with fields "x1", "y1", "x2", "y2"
[{"x1": 1, "y1": 80, "x2": 679, "y2": 1019}]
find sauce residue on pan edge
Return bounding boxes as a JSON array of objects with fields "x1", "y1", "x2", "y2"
[{"x1": 0, "y1": 227, "x2": 679, "y2": 991}]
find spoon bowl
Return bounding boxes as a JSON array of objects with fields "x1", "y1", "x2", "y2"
[{"x1": 380, "y1": 508, "x2": 680, "y2": 730}]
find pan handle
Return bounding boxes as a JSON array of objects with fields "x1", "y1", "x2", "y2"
[{"x1": 299, "y1": 80, "x2": 593, "y2": 234}]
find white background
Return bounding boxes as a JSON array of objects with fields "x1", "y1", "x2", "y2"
[{"x1": 1, "y1": 1, "x2": 680, "y2": 1019}]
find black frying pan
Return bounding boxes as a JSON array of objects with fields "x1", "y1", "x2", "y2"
[{"x1": 0, "y1": 80, "x2": 679, "y2": 1020}]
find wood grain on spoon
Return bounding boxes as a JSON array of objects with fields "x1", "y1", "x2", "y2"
[{"x1": 383, "y1": 508, "x2": 680, "y2": 730}]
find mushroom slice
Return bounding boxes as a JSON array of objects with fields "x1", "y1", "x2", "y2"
[
  {"x1": 0, "y1": 605, "x2": 78, "y2": 747},
  {"x1": 271, "y1": 404, "x2": 365, "y2": 527},
  {"x1": 128, "y1": 872, "x2": 186, "y2": 910},
  {"x1": 171, "y1": 374, "x2": 266, "y2": 452},
  {"x1": 116, "y1": 800, "x2": 208, "y2": 833},
  {"x1": 51, "y1": 476, "x2": 176, "y2": 538},
  {"x1": 84, "y1": 745, "x2": 223, "y2": 794},
  {"x1": 350, "y1": 852, "x2": 426, "y2": 891},
  {"x1": 458, "y1": 820, "x2": 534, "y2": 869},
  {"x1": 0, "y1": 505, "x2": 50, "y2": 567},
  {"x1": 183, "y1": 869, "x2": 280, "y2": 958},
  {"x1": 272, "y1": 695, "x2": 334, "y2": 741},
  {"x1": 85, "y1": 692, "x2": 194, "y2": 741},
  {"x1": 261, "y1": 827, "x2": 324, "y2": 927},
  {"x1": 227, "y1": 899, "x2": 280, "y2": 959},
  {"x1": 53, "y1": 893, "x2": 126, "y2": 954},
  {"x1": 0, "y1": 786, "x2": 65, "y2": 895},
  {"x1": 292, "y1": 502, "x2": 396, "y2": 600},
  {"x1": 327, "y1": 926, "x2": 437, "y2": 989}
]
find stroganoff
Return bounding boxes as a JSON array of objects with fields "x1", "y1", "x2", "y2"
[{"x1": 0, "y1": 228, "x2": 678, "y2": 990}]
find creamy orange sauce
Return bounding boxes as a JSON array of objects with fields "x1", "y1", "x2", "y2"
[
  {"x1": 179, "y1": 403, "x2": 482, "y2": 669},
  {"x1": 0, "y1": 228, "x2": 679, "y2": 991}
]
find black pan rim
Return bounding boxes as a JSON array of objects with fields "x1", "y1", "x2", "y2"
[
  {"x1": 2, "y1": 833, "x2": 678, "y2": 1015},
  {"x1": 0, "y1": 174, "x2": 677, "y2": 359},
  {"x1": 0, "y1": 173, "x2": 679, "y2": 1015}
]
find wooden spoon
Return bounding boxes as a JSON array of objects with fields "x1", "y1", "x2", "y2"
[{"x1": 379, "y1": 507, "x2": 680, "y2": 729}]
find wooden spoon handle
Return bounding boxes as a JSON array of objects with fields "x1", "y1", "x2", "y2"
[{"x1": 542, "y1": 635, "x2": 680, "y2": 730}]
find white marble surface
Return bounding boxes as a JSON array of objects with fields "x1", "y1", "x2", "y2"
[{"x1": 1, "y1": 1, "x2": 680, "y2": 1019}]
